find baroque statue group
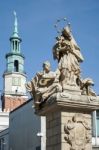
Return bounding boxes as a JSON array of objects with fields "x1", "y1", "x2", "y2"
[{"x1": 26, "y1": 23, "x2": 96, "y2": 108}]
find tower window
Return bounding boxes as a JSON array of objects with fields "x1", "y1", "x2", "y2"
[
  {"x1": 14, "y1": 60, "x2": 19, "y2": 72},
  {"x1": 13, "y1": 41, "x2": 14, "y2": 50},
  {"x1": 15, "y1": 41, "x2": 17, "y2": 51}
]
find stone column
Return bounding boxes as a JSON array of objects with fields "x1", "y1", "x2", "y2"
[{"x1": 36, "y1": 93, "x2": 99, "y2": 150}]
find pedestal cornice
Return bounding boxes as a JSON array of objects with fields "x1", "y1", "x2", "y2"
[{"x1": 36, "y1": 92, "x2": 99, "y2": 115}]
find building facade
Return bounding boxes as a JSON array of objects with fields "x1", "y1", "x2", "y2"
[
  {"x1": 9, "y1": 99, "x2": 46, "y2": 150},
  {"x1": 1, "y1": 12, "x2": 28, "y2": 112},
  {"x1": 0, "y1": 12, "x2": 28, "y2": 150}
]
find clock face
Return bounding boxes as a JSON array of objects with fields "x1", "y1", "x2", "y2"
[{"x1": 12, "y1": 77, "x2": 21, "y2": 86}]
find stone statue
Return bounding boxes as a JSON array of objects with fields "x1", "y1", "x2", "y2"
[
  {"x1": 26, "y1": 23, "x2": 96, "y2": 108},
  {"x1": 80, "y1": 78, "x2": 96, "y2": 96},
  {"x1": 53, "y1": 25, "x2": 84, "y2": 89},
  {"x1": 26, "y1": 21, "x2": 99, "y2": 150},
  {"x1": 26, "y1": 61, "x2": 62, "y2": 107}
]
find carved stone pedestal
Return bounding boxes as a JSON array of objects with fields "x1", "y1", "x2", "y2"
[{"x1": 36, "y1": 92, "x2": 99, "y2": 150}]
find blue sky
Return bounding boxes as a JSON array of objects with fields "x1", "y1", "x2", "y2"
[{"x1": 0, "y1": 0, "x2": 99, "y2": 96}]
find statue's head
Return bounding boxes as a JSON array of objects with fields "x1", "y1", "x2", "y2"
[
  {"x1": 62, "y1": 26, "x2": 71, "y2": 40},
  {"x1": 43, "y1": 61, "x2": 51, "y2": 72}
]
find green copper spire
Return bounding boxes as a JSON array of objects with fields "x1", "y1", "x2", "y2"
[
  {"x1": 5, "y1": 12, "x2": 25, "y2": 74},
  {"x1": 13, "y1": 11, "x2": 18, "y2": 36},
  {"x1": 13, "y1": 11, "x2": 18, "y2": 37},
  {"x1": 10, "y1": 11, "x2": 22, "y2": 53}
]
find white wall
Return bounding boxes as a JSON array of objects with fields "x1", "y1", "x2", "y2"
[
  {"x1": 9, "y1": 99, "x2": 46, "y2": 150},
  {"x1": 0, "y1": 112, "x2": 9, "y2": 132},
  {"x1": 41, "y1": 116, "x2": 46, "y2": 150}
]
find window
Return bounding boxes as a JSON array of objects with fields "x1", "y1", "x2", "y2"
[
  {"x1": 0, "y1": 139, "x2": 1, "y2": 150},
  {"x1": 12, "y1": 77, "x2": 21, "y2": 86},
  {"x1": 15, "y1": 41, "x2": 17, "y2": 51},
  {"x1": 96, "y1": 110, "x2": 99, "y2": 137},
  {"x1": 2, "y1": 139, "x2": 4, "y2": 150},
  {"x1": 36, "y1": 146, "x2": 41, "y2": 150},
  {"x1": 0, "y1": 138, "x2": 5, "y2": 150},
  {"x1": 92, "y1": 110, "x2": 99, "y2": 146},
  {"x1": 14, "y1": 60, "x2": 19, "y2": 72},
  {"x1": 13, "y1": 41, "x2": 14, "y2": 50}
]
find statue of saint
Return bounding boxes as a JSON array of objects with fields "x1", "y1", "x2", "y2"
[
  {"x1": 26, "y1": 61, "x2": 62, "y2": 107},
  {"x1": 53, "y1": 26, "x2": 84, "y2": 88},
  {"x1": 26, "y1": 23, "x2": 96, "y2": 107}
]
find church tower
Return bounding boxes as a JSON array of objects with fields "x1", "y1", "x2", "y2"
[{"x1": 1, "y1": 12, "x2": 28, "y2": 112}]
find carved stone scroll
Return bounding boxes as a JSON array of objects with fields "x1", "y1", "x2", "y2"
[{"x1": 64, "y1": 114, "x2": 91, "y2": 150}]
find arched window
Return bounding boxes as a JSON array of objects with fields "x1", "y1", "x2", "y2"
[
  {"x1": 15, "y1": 41, "x2": 17, "y2": 51},
  {"x1": 14, "y1": 60, "x2": 19, "y2": 72}
]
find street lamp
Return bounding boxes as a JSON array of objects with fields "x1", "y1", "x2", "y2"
[{"x1": 37, "y1": 132, "x2": 43, "y2": 137}]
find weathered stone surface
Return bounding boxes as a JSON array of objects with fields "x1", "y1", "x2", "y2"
[
  {"x1": 36, "y1": 93, "x2": 99, "y2": 115},
  {"x1": 26, "y1": 24, "x2": 96, "y2": 109},
  {"x1": 36, "y1": 92, "x2": 99, "y2": 150},
  {"x1": 27, "y1": 22, "x2": 99, "y2": 150},
  {"x1": 64, "y1": 113, "x2": 91, "y2": 150}
]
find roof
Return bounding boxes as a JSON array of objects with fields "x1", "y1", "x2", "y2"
[{"x1": 10, "y1": 98, "x2": 33, "y2": 114}]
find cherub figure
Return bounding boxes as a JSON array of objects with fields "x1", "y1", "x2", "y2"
[{"x1": 26, "y1": 61, "x2": 62, "y2": 107}]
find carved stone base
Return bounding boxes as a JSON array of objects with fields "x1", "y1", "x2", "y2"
[
  {"x1": 46, "y1": 111, "x2": 92, "y2": 150},
  {"x1": 36, "y1": 93, "x2": 99, "y2": 150},
  {"x1": 62, "y1": 85, "x2": 81, "y2": 95}
]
